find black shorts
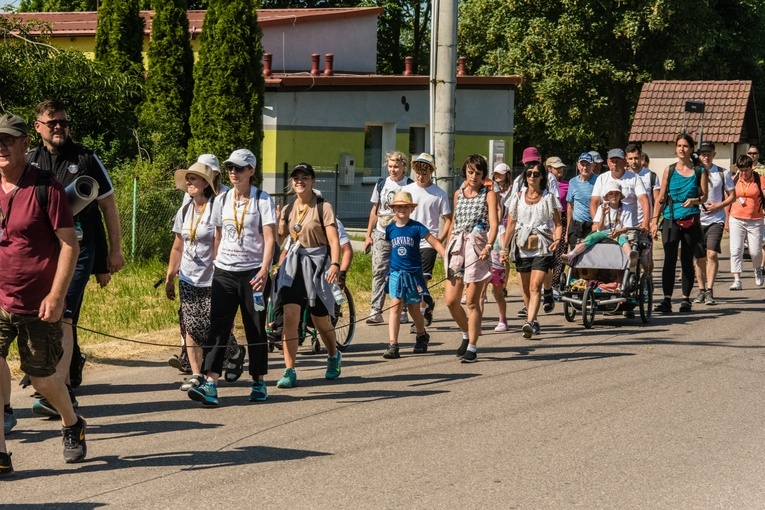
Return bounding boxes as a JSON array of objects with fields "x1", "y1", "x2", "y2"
[
  {"x1": 279, "y1": 264, "x2": 329, "y2": 317},
  {"x1": 695, "y1": 222, "x2": 724, "y2": 257},
  {"x1": 514, "y1": 254, "x2": 553, "y2": 273},
  {"x1": 420, "y1": 248, "x2": 437, "y2": 280}
]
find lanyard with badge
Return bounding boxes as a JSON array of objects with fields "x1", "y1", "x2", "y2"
[
  {"x1": 232, "y1": 192, "x2": 249, "y2": 244},
  {"x1": 0, "y1": 168, "x2": 28, "y2": 242}
]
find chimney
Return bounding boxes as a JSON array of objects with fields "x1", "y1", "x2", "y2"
[
  {"x1": 404, "y1": 56, "x2": 413, "y2": 76},
  {"x1": 324, "y1": 53, "x2": 334, "y2": 76},
  {"x1": 263, "y1": 53, "x2": 272, "y2": 77},
  {"x1": 310, "y1": 53, "x2": 320, "y2": 77},
  {"x1": 457, "y1": 56, "x2": 467, "y2": 76}
]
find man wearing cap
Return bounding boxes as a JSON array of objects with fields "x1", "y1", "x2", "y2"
[
  {"x1": 0, "y1": 114, "x2": 86, "y2": 474},
  {"x1": 402, "y1": 153, "x2": 452, "y2": 327},
  {"x1": 25, "y1": 99, "x2": 124, "y2": 415},
  {"x1": 590, "y1": 148, "x2": 650, "y2": 231},
  {"x1": 589, "y1": 151, "x2": 604, "y2": 175},
  {"x1": 692, "y1": 142, "x2": 735, "y2": 305},
  {"x1": 566, "y1": 153, "x2": 598, "y2": 248}
]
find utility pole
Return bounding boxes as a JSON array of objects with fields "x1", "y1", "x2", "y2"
[{"x1": 430, "y1": 0, "x2": 458, "y2": 195}]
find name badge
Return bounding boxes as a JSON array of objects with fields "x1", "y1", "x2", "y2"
[{"x1": 739, "y1": 197, "x2": 747, "y2": 205}]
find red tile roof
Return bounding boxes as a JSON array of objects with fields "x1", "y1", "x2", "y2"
[
  {"x1": 630, "y1": 80, "x2": 759, "y2": 144},
  {"x1": 8, "y1": 8, "x2": 384, "y2": 37}
]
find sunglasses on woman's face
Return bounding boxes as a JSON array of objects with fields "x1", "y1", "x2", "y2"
[
  {"x1": 226, "y1": 163, "x2": 246, "y2": 172},
  {"x1": 526, "y1": 171, "x2": 541, "y2": 178}
]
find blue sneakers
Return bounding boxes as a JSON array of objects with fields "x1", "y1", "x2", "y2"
[
  {"x1": 325, "y1": 351, "x2": 342, "y2": 380},
  {"x1": 188, "y1": 381, "x2": 219, "y2": 406},
  {"x1": 276, "y1": 368, "x2": 297, "y2": 388},
  {"x1": 3, "y1": 412, "x2": 17, "y2": 434},
  {"x1": 249, "y1": 380, "x2": 268, "y2": 402}
]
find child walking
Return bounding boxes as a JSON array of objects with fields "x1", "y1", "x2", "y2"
[
  {"x1": 566, "y1": 184, "x2": 639, "y2": 267},
  {"x1": 383, "y1": 191, "x2": 445, "y2": 359}
]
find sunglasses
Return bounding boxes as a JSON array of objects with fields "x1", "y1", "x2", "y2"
[
  {"x1": 38, "y1": 119, "x2": 70, "y2": 129},
  {"x1": 526, "y1": 171, "x2": 541, "y2": 178},
  {"x1": 747, "y1": 151, "x2": 759, "y2": 156},
  {"x1": 0, "y1": 135, "x2": 20, "y2": 148},
  {"x1": 226, "y1": 163, "x2": 247, "y2": 172}
]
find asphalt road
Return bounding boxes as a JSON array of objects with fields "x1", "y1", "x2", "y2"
[{"x1": 3, "y1": 253, "x2": 765, "y2": 509}]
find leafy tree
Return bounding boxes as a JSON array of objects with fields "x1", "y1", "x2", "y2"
[
  {"x1": 94, "y1": 0, "x2": 145, "y2": 75},
  {"x1": 0, "y1": 18, "x2": 143, "y2": 165},
  {"x1": 362, "y1": 0, "x2": 430, "y2": 74},
  {"x1": 459, "y1": 0, "x2": 765, "y2": 158},
  {"x1": 138, "y1": 0, "x2": 194, "y2": 168},
  {"x1": 187, "y1": 0, "x2": 264, "y2": 182}
]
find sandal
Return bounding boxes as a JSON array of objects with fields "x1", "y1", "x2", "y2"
[{"x1": 223, "y1": 346, "x2": 245, "y2": 383}]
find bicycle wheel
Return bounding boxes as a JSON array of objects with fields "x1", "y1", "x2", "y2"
[{"x1": 333, "y1": 286, "x2": 356, "y2": 351}]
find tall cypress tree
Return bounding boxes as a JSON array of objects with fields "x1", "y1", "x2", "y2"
[
  {"x1": 95, "y1": 0, "x2": 145, "y2": 75},
  {"x1": 187, "y1": 0, "x2": 264, "y2": 182},
  {"x1": 138, "y1": 0, "x2": 194, "y2": 167}
]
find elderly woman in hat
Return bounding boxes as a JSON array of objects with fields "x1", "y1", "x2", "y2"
[
  {"x1": 274, "y1": 163, "x2": 343, "y2": 388},
  {"x1": 169, "y1": 153, "x2": 243, "y2": 379},
  {"x1": 165, "y1": 162, "x2": 227, "y2": 392},
  {"x1": 186, "y1": 149, "x2": 276, "y2": 406}
]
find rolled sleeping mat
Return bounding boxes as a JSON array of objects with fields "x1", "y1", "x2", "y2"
[{"x1": 66, "y1": 175, "x2": 100, "y2": 216}]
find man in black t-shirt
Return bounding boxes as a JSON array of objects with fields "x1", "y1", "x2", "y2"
[{"x1": 25, "y1": 99, "x2": 124, "y2": 415}]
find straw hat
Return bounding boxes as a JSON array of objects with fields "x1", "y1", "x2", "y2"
[
  {"x1": 390, "y1": 191, "x2": 418, "y2": 207},
  {"x1": 174, "y1": 162, "x2": 217, "y2": 194}
]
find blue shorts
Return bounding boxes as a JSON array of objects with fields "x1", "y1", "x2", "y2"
[{"x1": 388, "y1": 270, "x2": 427, "y2": 305}]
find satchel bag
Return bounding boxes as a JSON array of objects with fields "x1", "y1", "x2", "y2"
[{"x1": 519, "y1": 234, "x2": 539, "y2": 251}]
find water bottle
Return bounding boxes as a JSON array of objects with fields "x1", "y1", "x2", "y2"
[
  {"x1": 74, "y1": 222, "x2": 83, "y2": 242},
  {"x1": 252, "y1": 290, "x2": 265, "y2": 311},
  {"x1": 472, "y1": 221, "x2": 484, "y2": 233},
  {"x1": 331, "y1": 283, "x2": 346, "y2": 305}
]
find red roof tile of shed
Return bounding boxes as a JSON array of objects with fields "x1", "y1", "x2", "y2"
[
  {"x1": 630, "y1": 80, "x2": 759, "y2": 144},
  {"x1": 8, "y1": 7, "x2": 384, "y2": 37}
]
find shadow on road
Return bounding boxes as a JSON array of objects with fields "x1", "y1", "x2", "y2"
[{"x1": 8, "y1": 445, "x2": 330, "y2": 479}]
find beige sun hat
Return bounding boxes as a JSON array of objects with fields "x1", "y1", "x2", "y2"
[
  {"x1": 603, "y1": 183, "x2": 624, "y2": 199},
  {"x1": 390, "y1": 191, "x2": 418, "y2": 207},
  {"x1": 174, "y1": 162, "x2": 217, "y2": 195}
]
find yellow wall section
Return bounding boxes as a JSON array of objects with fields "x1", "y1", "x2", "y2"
[
  {"x1": 49, "y1": 35, "x2": 201, "y2": 64},
  {"x1": 454, "y1": 134, "x2": 514, "y2": 169},
  {"x1": 263, "y1": 128, "x2": 366, "y2": 175}
]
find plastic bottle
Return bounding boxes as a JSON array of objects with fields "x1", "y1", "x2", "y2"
[
  {"x1": 472, "y1": 221, "x2": 484, "y2": 233},
  {"x1": 74, "y1": 222, "x2": 83, "y2": 242},
  {"x1": 331, "y1": 283, "x2": 346, "y2": 305},
  {"x1": 252, "y1": 290, "x2": 265, "y2": 311}
]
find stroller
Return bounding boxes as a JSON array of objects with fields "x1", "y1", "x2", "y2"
[{"x1": 560, "y1": 232, "x2": 653, "y2": 329}]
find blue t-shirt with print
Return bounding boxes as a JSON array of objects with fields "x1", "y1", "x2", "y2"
[
  {"x1": 385, "y1": 219, "x2": 431, "y2": 272},
  {"x1": 567, "y1": 174, "x2": 598, "y2": 223}
]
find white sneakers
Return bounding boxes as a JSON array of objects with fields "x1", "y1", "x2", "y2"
[
  {"x1": 730, "y1": 279, "x2": 743, "y2": 291},
  {"x1": 756, "y1": 268, "x2": 764, "y2": 287}
]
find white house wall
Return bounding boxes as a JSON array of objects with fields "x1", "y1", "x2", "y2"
[
  {"x1": 262, "y1": 17, "x2": 378, "y2": 73},
  {"x1": 264, "y1": 88, "x2": 515, "y2": 135}
]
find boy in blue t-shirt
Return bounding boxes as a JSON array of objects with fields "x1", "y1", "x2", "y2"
[{"x1": 383, "y1": 191, "x2": 445, "y2": 359}]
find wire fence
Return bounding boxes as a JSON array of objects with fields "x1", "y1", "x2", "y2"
[{"x1": 113, "y1": 167, "x2": 465, "y2": 263}]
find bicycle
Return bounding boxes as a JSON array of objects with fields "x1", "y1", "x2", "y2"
[{"x1": 266, "y1": 285, "x2": 356, "y2": 354}]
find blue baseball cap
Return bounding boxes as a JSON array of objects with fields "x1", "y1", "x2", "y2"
[{"x1": 577, "y1": 152, "x2": 594, "y2": 163}]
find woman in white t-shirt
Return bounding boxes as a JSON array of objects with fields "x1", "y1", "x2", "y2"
[
  {"x1": 165, "y1": 162, "x2": 241, "y2": 393},
  {"x1": 187, "y1": 149, "x2": 277, "y2": 407}
]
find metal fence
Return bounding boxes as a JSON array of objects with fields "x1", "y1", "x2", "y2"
[{"x1": 115, "y1": 168, "x2": 465, "y2": 263}]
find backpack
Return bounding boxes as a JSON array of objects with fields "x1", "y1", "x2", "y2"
[
  {"x1": 376, "y1": 176, "x2": 414, "y2": 211},
  {"x1": 34, "y1": 169, "x2": 55, "y2": 212}
]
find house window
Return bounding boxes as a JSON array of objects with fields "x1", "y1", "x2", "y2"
[
  {"x1": 409, "y1": 126, "x2": 426, "y2": 156},
  {"x1": 364, "y1": 125, "x2": 383, "y2": 172}
]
